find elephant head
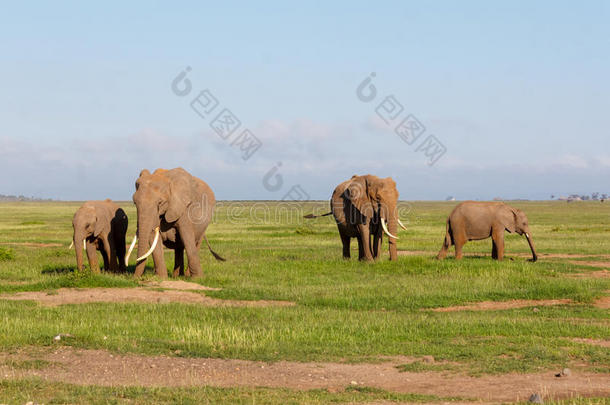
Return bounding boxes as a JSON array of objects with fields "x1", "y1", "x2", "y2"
[
  {"x1": 499, "y1": 205, "x2": 538, "y2": 261},
  {"x1": 127, "y1": 168, "x2": 196, "y2": 276},
  {"x1": 345, "y1": 175, "x2": 404, "y2": 260},
  {"x1": 72, "y1": 204, "x2": 108, "y2": 270}
]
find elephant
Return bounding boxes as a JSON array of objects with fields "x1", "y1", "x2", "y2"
[
  {"x1": 71, "y1": 199, "x2": 128, "y2": 272},
  {"x1": 436, "y1": 201, "x2": 538, "y2": 261},
  {"x1": 306, "y1": 174, "x2": 407, "y2": 261},
  {"x1": 125, "y1": 167, "x2": 225, "y2": 278}
]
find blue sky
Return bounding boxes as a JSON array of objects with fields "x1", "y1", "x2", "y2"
[{"x1": 1, "y1": 1, "x2": 608, "y2": 200}]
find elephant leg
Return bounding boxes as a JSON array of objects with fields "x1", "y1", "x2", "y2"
[
  {"x1": 372, "y1": 228, "x2": 382, "y2": 259},
  {"x1": 179, "y1": 225, "x2": 203, "y2": 278},
  {"x1": 453, "y1": 228, "x2": 467, "y2": 260},
  {"x1": 453, "y1": 233, "x2": 466, "y2": 260},
  {"x1": 100, "y1": 247, "x2": 110, "y2": 272},
  {"x1": 151, "y1": 238, "x2": 168, "y2": 278},
  {"x1": 491, "y1": 227, "x2": 504, "y2": 260},
  {"x1": 102, "y1": 236, "x2": 117, "y2": 272},
  {"x1": 357, "y1": 234, "x2": 364, "y2": 260},
  {"x1": 491, "y1": 239, "x2": 498, "y2": 259},
  {"x1": 357, "y1": 223, "x2": 373, "y2": 261},
  {"x1": 340, "y1": 232, "x2": 351, "y2": 259},
  {"x1": 172, "y1": 243, "x2": 185, "y2": 277},
  {"x1": 115, "y1": 232, "x2": 126, "y2": 273},
  {"x1": 85, "y1": 240, "x2": 100, "y2": 273}
]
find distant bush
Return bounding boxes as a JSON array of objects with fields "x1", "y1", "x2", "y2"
[
  {"x1": 21, "y1": 220, "x2": 45, "y2": 225},
  {"x1": 0, "y1": 247, "x2": 15, "y2": 261}
]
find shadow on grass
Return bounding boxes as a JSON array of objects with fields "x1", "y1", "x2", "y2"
[
  {"x1": 41, "y1": 264, "x2": 147, "y2": 276},
  {"x1": 41, "y1": 265, "x2": 77, "y2": 274}
]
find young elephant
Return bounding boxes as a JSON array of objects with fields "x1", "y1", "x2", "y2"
[
  {"x1": 437, "y1": 201, "x2": 537, "y2": 261},
  {"x1": 71, "y1": 199, "x2": 128, "y2": 272}
]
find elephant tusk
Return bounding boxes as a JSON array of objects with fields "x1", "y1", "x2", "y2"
[
  {"x1": 68, "y1": 240, "x2": 73, "y2": 249},
  {"x1": 83, "y1": 239, "x2": 87, "y2": 250},
  {"x1": 397, "y1": 218, "x2": 408, "y2": 231},
  {"x1": 136, "y1": 227, "x2": 159, "y2": 262},
  {"x1": 125, "y1": 235, "x2": 137, "y2": 266},
  {"x1": 525, "y1": 233, "x2": 529, "y2": 238},
  {"x1": 381, "y1": 218, "x2": 399, "y2": 240}
]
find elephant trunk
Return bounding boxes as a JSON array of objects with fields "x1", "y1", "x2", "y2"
[
  {"x1": 386, "y1": 204, "x2": 398, "y2": 261},
  {"x1": 525, "y1": 232, "x2": 538, "y2": 262},
  {"x1": 134, "y1": 212, "x2": 157, "y2": 277},
  {"x1": 74, "y1": 231, "x2": 85, "y2": 271}
]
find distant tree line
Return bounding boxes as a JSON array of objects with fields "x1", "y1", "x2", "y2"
[
  {"x1": 0, "y1": 194, "x2": 54, "y2": 202},
  {"x1": 552, "y1": 193, "x2": 608, "y2": 201}
]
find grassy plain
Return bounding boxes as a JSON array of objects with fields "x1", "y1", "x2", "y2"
[{"x1": 0, "y1": 201, "x2": 608, "y2": 403}]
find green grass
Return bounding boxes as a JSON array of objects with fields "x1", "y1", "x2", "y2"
[
  {"x1": 0, "y1": 247, "x2": 15, "y2": 261},
  {"x1": 0, "y1": 379, "x2": 451, "y2": 404},
  {"x1": 0, "y1": 201, "x2": 608, "y2": 399}
]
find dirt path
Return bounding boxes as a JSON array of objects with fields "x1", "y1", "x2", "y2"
[
  {"x1": 571, "y1": 338, "x2": 610, "y2": 348},
  {"x1": 426, "y1": 297, "x2": 609, "y2": 312},
  {"x1": 569, "y1": 261, "x2": 610, "y2": 269},
  {"x1": 1, "y1": 347, "x2": 607, "y2": 403},
  {"x1": 567, "y1": 270, "x2": 610, "y2": 278},
  {"x1": 0, "y1": 287, "x2": 294, "y2": 307},
  {"x1": 428, "y1": 299, "x2": 573, "y2": 312},
  {"x1": 398, "y1": 250, "x2": 610, "y2": 260}
]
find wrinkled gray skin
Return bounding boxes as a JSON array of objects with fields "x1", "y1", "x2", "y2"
[
  {"x1": 331, "y1": 174, "x2": 399, "y2": 261},
  {"x1": 437, "y1": 201, "x2": 538, "y2": 261},
  {"x1": 72, "y1": 199, "x2": 128, "y2": 272},
  {"x1": 131, "y1": 168, "x2": 224, "y2": 279}
]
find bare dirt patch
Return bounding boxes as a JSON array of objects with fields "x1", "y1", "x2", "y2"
[
  {"x1": 428, "y1": 299, "x2": 573, "y2": 312},
  {"x1": 428, "y1": 297, "x2": 609, "y2": 312},
  {"x1": 593, "y1": 296, "x2": 610, "y2": 309},
  {"x1": 0, "y1": 347, "x2": 608, "y2": 402},
  {"x1": 0, "y1": 288, "x2": 294, "y2": 307},
  {"x1": 569, "y1": 261, "x2": 610, "y2": 269},
  {"x1": 398, "y1": 250, "x2": 610, "y2": 260},
  {"x1": 397, "y1": 250, "x2": 433, "y2": 256},
  {"x1": 142, "y1": 280, "x2": 222, "y2": 291},
  {"x1": 571, "y1": 338, "x2": 610, "y2": 348},
  {"x1": 539, "y1": 253, "x2": 610, "y2": 259}
]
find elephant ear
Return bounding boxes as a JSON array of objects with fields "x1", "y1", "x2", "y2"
[
  {"x1": 93, "y1": 209, "x2": 109, "y2": 237},
  {"x1": 346, "y1": 177, "x2": 374, "y2": 218},
  {"x1": 499, "y1": 206, "x2": 517, "y2": 233},
  {"x1": 165, "y1": 175, "x2": 192, "y2": 223}
]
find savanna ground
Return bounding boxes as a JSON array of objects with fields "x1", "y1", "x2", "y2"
[{"x1": 0, "y1": 201, "x2": 608, "y2": 404}]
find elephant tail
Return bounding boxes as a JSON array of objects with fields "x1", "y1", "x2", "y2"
[
  {"x1": 203, "y1": 234, "x2": 226, "y2": 261},
  {"x1": 444, "y1": 219, "x2": 455, "y2": 246},
  {"x1": 436, "y1": 219, "x2": 452, "y2": 259},
  {"x1": 304, "y1": 212, "x2": 332, "y2": 219}
]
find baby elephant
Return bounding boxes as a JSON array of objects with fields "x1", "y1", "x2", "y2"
[
  {"x1": 437, "y1": 201, "x2": 538, "y2": 261},
  {"x1": 71, "y1": 199, "x2": 128, "y2": 272}
]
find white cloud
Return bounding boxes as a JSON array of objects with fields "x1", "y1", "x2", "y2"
[{"x1": 2, "y1": 124, "x2": 610, "y2": 201}]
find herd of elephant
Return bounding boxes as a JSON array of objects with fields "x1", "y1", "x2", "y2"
[{"x1": 71, "y1": 168, "x2": 538, "y2": 279}]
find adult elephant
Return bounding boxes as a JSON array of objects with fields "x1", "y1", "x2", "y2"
[
  {"x1": 436, "y1": 201, "x2": 538, "y2": 261},
  {"x1": 71, "y1": 199, "x2": 128, "y2": 272},
  {"x1": 307, "y1": 174, "x2": 407, "y2": 261},
  {"x1": 125, "y1": 168, "x2": 225, "y2": 278}
]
